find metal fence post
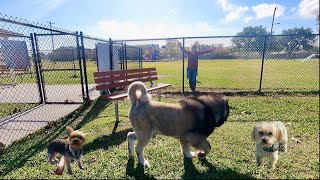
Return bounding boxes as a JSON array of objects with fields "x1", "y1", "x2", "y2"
[
  {"x1": 33, "y1": 33, "x2": 47, "y2": 103},
  {"x1": 121, "y1": 42, "x2": 124, "y2": 70},
  {"x1": 124, "y1": 43, "x2": 127, "y2": 70},
  {"x1": 140, "y1": 47, "x2": 143, "y2": 68},
  {"x1": 109, "y1": 38, "x2": 113, "y2": 70},
  {"x1": 259, "y1": 36, "x2": 268, "y2": 92},
  {"x1": 182, "y1": 37, "x2": 185, "y2": 96},
  {"x1": 76, "y1": 31, "x2": 86, "y2": 102},
  {"x1": 79, "y1": 31, "x2": 90, "y2": 100},
  {"x1": 30, "y1": 33, "x2": 44, "y2": 104}
]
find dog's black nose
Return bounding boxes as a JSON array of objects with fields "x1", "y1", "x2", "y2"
[{"x1": 262, "y1": 139, "x2": 267, "y2": 143}]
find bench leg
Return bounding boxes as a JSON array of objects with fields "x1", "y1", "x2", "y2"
[
  {"x1": 112, "y1": 100, "x2": 119, "y2": 134},
  {"x1": 157, "y1": 89, "x2": 161, "y2": 102}
]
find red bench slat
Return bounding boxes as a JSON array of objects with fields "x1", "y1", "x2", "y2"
[
  {"x1": 94, "y1": 71, "x2": 157, "y2": 84},
  {"x1": 93, "y1": 67, "x2": 156, "y2": 77},
  {"x1": 96, "y1": 76, "x2": 158, "y2": 90}
]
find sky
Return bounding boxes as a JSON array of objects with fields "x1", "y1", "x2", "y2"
[{"x1": 0, "y1": 0, "x2": 319, "y2": 40}]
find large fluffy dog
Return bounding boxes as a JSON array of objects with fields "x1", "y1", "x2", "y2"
[{"x1": 127, "y1": 81, "x2": 229, "y2": 167}]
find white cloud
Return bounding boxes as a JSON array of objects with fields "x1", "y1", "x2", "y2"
[
  {"x1": 225, "y1": 7, "x2": 249, "y2": 23},
  {"x1": 244, "y1": 16, "x2": 253, "y2": 23},
  {"x1": 216, "y1": 0, "x2": 249, "y2": 23},
  {"x1": 87, "y1": 19, "x2": 237, "y2": 40},
  {"x1": 252, "y1": 3, "x2": 285, "y2": 19},
  {"x1": 298, "y1": 0, "x2": 319, "y2": 19},
  {"x1": 217, "y1": 0, "x2": 233, "y2": 12}
]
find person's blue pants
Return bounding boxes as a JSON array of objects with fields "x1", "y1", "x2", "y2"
[{"x1": 187, "y1": 68, "x2": 197, "y2": 91}]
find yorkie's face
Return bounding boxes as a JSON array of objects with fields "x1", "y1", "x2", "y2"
[
  {"x1": 253, "y1": 123, "x2": 278, "y2": 147},
  {"x1": 66, "y1": 126, "x2": 87, "y2": 149}
]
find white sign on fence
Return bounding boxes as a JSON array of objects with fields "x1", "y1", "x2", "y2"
[
  {"x1": 96, "y1": 43, "x2": 120, "y2": 72},
  {"x1": 96, "y1": 42, "x2": 111, "y2": 72}
]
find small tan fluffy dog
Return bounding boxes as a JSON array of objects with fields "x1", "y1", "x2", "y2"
[
  {"x1": 252, "y1": 121, "x2": 288, "y2": 169},
  {"x1": 127, "y1": 81, "x2": 229, "y2": 167}
]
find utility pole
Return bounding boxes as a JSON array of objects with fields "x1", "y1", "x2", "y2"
[
  {"x1": 47, "y1": 21, "x2": 55, "y2": 50},
  {"x1": 270, "y1": 6, "x2": 278, "y2": 35}
]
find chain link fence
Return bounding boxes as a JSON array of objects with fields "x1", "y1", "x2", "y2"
[
  {"x1": 116, "y1": 34, "x2": 319, "y2": 93},
  {"x1": 0, "y1": 12, "x2": 319, "y2": 151},
  {"x1": 0, "y1": 14, "x2": 87, "y2": 148}
]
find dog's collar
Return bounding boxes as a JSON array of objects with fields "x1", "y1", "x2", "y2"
[
  {"x1": 263, "y1": 142, "x2": 281, "y2": 152},
  {"x1": 68, "y1": 145, "x2": 83, "y2": 159}
]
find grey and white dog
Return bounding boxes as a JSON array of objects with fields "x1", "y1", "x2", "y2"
[{"x1": 126, "y1": 81, "x2": 229, "y2": 167}]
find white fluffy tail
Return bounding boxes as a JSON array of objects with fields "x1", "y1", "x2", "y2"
[{"x1": 127, "y1": 81, "x2": 150, "y2": 106}]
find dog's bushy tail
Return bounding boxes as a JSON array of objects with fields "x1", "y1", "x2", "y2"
[{"x1": 127, "y1": 81, "x2": 150, "y2": 106}]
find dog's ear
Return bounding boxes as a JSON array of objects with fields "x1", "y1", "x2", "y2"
[
  {"x1": 66, "y1": 126, "x2": 74, "y2": 137},
  {"x1": 276, "y1": 128, "x2": 283, "y2": 142},
  {"x1": 252, "y1": 125, "x2": 257, "y2": 141}
]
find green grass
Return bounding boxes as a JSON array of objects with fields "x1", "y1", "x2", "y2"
[
  {"x1": 143, "y1": 59, "x2": 319, "y2": 91},
  {"x1": 0, "y1": 103, "x2": 38, "y2": 119},
  {"x1": 0, "y1": 94, "x2": 318, "y2": 179},
  {"x1": 1, "y1": 59, "x2": 318, "y2": 91}
]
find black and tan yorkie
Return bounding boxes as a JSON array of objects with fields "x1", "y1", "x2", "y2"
[{"x1": 48, "y1": 126, "x2": 87, "y2": 175}]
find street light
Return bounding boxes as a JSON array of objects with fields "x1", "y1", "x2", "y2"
[{"x1": 270, "y1": 7, "x2": 278, "y2": 35}]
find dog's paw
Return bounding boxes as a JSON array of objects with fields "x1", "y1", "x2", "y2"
[
  {"x1": 139, "y1": 159, "x2": 150, "y2": 168},
  {"x1": 197, "y1": 151, "x2": 206, "y2": 158},
  {"x1": 184, "y1": 151, "x2": 197, "y2": 158}
]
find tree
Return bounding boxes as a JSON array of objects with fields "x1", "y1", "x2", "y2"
[
  {"x1": 279, "y1": 27, "x2": 316, "y2": 56},
  {"x1": 160, "y1": 40, "x2": 181, "y2": 60},
  {"x1": 231, "y1": 26, "x2": 269, "y2": 52},
  {"x1": 48, "y1": 46, "x2": 77, "y2": 61}
]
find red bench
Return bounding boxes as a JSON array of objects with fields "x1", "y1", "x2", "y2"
[{"x1": 94, "y1": 67, "x2": 171, "y2": 133}]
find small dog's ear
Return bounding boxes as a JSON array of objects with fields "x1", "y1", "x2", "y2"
[
  {"x1": 66, "y1": 126, "x2": 74, "y2": 136},
  {"x1": 252, "y1": 125, "x2": 257, "y2": 141},
  {"x1": 276, "y1": 128, "x2": 283, "y2": 142}
]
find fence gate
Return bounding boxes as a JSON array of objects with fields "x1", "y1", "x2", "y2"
[{"x1": 34, "y1": 33, "x2": 86, "y2": 103}]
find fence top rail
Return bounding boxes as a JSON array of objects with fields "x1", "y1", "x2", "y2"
[
  {"x1": 113, "y1": 34, "x2": 320, "y2": 42},
  {"x1": 0, "y1": 13, "x2": 75, "y2": 35},
  {"x1": 35, "y1": 32, "x2": 78, "y2": 36},
  {"x1": 0, "y1": 32, "x2": 30, "y2": 38},
  {"x1": 82, "y1": 34, "x2": 109, "y2": 42}
]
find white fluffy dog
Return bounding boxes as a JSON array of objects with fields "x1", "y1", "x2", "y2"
[{"x1": 252, "y1": 121, "x2": 288, "y2": 169}]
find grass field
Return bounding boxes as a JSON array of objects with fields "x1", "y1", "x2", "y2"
[
  {"x1": 0, "y1": 93, "x2": 318, "y2": 179},
  {"x1": 142, "y1": 59, "x2": 319, "y2": 91},
  {"x1": 0, "y1": 59, "x2": 318, "y2": 91},
  {"x1": 0, "y1": 58, "x2": 318, "y2": 179}
]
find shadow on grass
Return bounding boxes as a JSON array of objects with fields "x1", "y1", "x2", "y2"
[
  {"x1": 83, "y1": 128, "x2": 132, "y2": 153},
  {"x1": 75, "y1": 99, "x2": 111, "y2": 129},
  {"x1": 0, "y1": 99, "x2": 111, "y2": 176},
  {"x1": 125, "y1": 157, "x2": 155, "y2": 179},
  {"x1": 169, "y1": 89, "x2": 319, "y2": 97},
  {"x1": 182, "y1": 157, "x2": 253, "y2": 179}
]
